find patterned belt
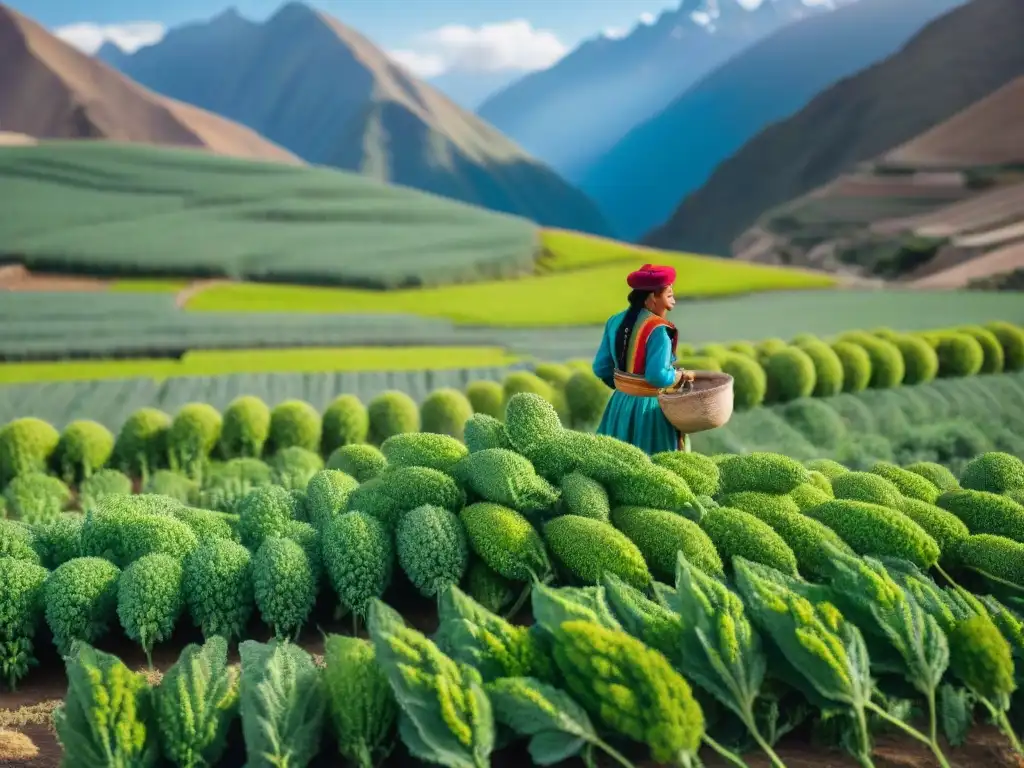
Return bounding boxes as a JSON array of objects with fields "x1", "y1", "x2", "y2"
[{"x1": 613, "y1": 370, "x2": 662, "y2": 397}]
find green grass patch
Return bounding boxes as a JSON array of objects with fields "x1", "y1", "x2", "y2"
[
  {"x1": 187, "y1": 230, "x2": 837, "y2": 326},
  {"x1": 0, "y1": 141, "x2": 538, "y2": 288},
  {"x1": 0, "y1": 346, "x2": 519, "y2": 384}
]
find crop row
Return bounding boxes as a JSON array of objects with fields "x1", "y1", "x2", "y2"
[
  {"x1": 695, "y1": 371, "x2": 1024, "y2": 475},
  {"x1": 1, "y1": 321, "x2": 1021, "y2": 493},
  {"x1": 3, "y1": 393, "x2": 1024, "y2": 668},
  {"x1": 9, "y1": 422, "x2": 1024, "y2": 767}
]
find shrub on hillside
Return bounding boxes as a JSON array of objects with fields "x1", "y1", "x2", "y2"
[
  {"x1": 34, "y1": 513, "x2": 85, "y2": 568},
  {"x1": 764, "y1": 347, "x2": 816, "y2": 403},
  {"x1": 465, "y1": 380, "x2": 504, "y2": 419},
  {"x1": 564, "y1": 370, "x2": 611, "y2": 428},
  {"x1": 113, "y1": 408, "x2": 171, "y2": 478},
  {"x1": 168, "y1": 403, "x2": 222, "y2": 477},
  {"x1": 958, "y1": 325, "x2": 1005, "y2": 374},
  {"x1": 117, "y1": 553, "x2": 183, "y2": 665},
  {"x1": 935, "y1": 333, "x2": 985, "y2": 378},
  {"x1": 52, "y1": 420, "x2": 114, "y2": 484},
  {"x1": 534, "y1": 362, "x2": 573, "y2": 388},
  {"x1": 44, "y1": 556, "x2": 120, "y2": 655},
  {"x1": 78, "y1": 468, "x2": 132, "y2": 512},
  {"x1": 321, "y1": 395, "x2": 368, "y2": 454},
  {"x1": 502, "y1": 371, "x2": 554, "y2": 406},
  {"x1": 182, "y1": 538, "x2": 254, "y2": 641},
  {"x1": 893, "y1": 335, "x2": 939, "y2": 386},
  {"x1": 727, "y1": 341, "x2": 758, "y2": 358},
  {"x1": 676, "y1": 355, "x2": 722, "y2": 373},
  {"x1": 755, "y1": 338, "x2": 789, "y2": 364},
  {"x1": 381, "y1": 433, "x2": 467, "y2": 475},
  {"x1": 3, "y1": 473, "x2": 71, "y2": 525},
  {"x1": 840, "y1": 333, "x2": 905, "y2": 389},
  {"x1": 326, "y1": 444, "x2": 387, "y2": 482},
  {"x1": 143, "y1": 470, "x2": 198, "y2": 505},
  {"x1": 420, "y1": 388, "x2": 474, "y2": 440},
  {"x1": 0, "y1": 555, "x2": 48, "y2": 690},
  {"x1": 218, "y1": 395, "x2": 270, "y2": 459},
  {"x1": 270, "y1": 447, "x2": 323, "y2": 491},
  {"x1": 367, "y1": 391, "x2": 420, "y2": 445},
  {"x1": 0, "y1": 417, "x2": 61, "y2": 486},
  {"x1": 793, "y1": 340, "x2": 844, "y2": 398},
  {"x1": 720, "y1": 353, "x2": 767, "y2": 410},
  {"x1": 268, "y1": 400, "x2": 321, "y2": 454},
  {"x1": 238, "y1": 485, "x2": 297, "y2": 550},
  {"x1": 986, "y1": 321, "x2": 1024, "y2": 371},
  {"x1": 831, "y1": 341, "x2": 872, "y2": 393},
  {"x1": 780, "y1": 400, "x2": 847, "y2": 450}
]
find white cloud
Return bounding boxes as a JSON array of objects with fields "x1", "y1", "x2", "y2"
[
  {"x1": 638, "y1": 12, "x2": 657, "y2": 25},
  {"x1": 386, "y1": 49, "x2": 447, "y2": 78},
  {"x1": 602, "y1": 26, "x2": 629, "y2": 39},
  {"x1": 387, "y1": 19, "x2": 567, "y2": 78},
  {"x1": 54, "y1": 21, "x2": 166, "y2": 54}
]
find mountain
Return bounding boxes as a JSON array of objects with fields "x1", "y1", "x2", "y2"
[
  {"x1": 100, "y1": 2, "x2": 611, "y2": 236},
  {"x1": 645, "y1": 0, "x2": 1024, "y2": 256},
  {"x1": 475, "y1": 0, "x2": 830, "y2": 181},
  {"x1": 580, "y1": 0, "x2": 967, "y2": 242},
  {"x1": 427, "y1": 70, "x2": 524, "y2": 111},
  {"x1": 726, "y1": 75, "x2": 1024, "y2": 282},
  {"x1": 0, "y1": 4, "x2": 298, "y2": 164}
]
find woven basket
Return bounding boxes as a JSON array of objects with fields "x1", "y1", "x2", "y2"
[{"x1": 658, "y1": 371, "x2": 734, "y2": 434}]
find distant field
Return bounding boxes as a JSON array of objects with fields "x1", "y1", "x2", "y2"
[
  {"x1": 186, "y1": 230, "x2": 838, "y2": 325},
  {"x1": 0, "y1": 365, "x2": 524, "y2": 429},
  {"x1": 0, "y1": 346, "x2": 519, "y2": 385},
  {"x1": 0, "y1": 141, "x2": 539, "y2": 288}
]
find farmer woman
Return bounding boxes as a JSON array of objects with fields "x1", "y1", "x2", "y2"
[{"x1": 591, "y1": 264, "x2": 694, "y2": 454}]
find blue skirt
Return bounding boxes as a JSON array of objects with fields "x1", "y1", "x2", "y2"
[{"x1": 596, "y1": 390, "x2": 687, "y2": 455}]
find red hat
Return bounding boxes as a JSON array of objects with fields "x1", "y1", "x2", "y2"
[{"x1": 627, "y1": 264, "x2": 676, "y2": 291}]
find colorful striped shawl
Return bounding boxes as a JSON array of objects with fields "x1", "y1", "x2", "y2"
[{"x1": 614, "y1": 308, "x2": 678, "y2": 375}]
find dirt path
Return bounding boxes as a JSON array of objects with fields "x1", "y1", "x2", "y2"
[
  {"x1": 174, "y1": 278, "x2": 235, "y2": 308},
  {"x1": 0, "y1": 265, "x2": 109, "y2": 292}
]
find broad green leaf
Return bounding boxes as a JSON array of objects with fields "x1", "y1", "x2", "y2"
[
  {"x1": 939, "y1": 685, "x2": 973, "y2": 747},
  {"x1": 530, "y1": 583, "x2": 619, "y2": 636},
  {"x1": 734, "y1": 559, "x2": 873, "y2": 711},
  {"x1": 487, "y1": 677, "x2": 600, "y2": 767},
  {"x1": 601, "y1": 573, "x2": 684, "y2": 664},
  {"x1": 368, "y1": 600, "x2": 494, "y2": 768},
  {"x1": 238, "y1": 640, "x2": 326, "y2": 768},
  {"x1": 155, "y1": 636, "x2": 239, "y2": 768}
]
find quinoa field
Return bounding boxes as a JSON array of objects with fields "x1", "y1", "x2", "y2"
[{"x1": 3, "y1": 322, "x2": 1024, "y2": 767}]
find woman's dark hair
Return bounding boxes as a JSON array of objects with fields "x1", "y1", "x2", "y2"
[{"x1": 627, "y1": 289, "x2": 653, "y2": 308}]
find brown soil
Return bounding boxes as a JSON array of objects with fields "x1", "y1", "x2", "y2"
[{"x1": 0, "y1": 265, "x2": 109, "y2": 292}]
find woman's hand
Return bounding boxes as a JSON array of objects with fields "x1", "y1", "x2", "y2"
[{"x1": 680, "y1": 369, "x2": 696, "y2": 385}]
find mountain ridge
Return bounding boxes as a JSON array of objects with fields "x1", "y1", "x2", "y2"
[
  {"x1": 579, "y1": 0, "x2": 967, "y2": 241},
  {"x1": 475, "y1": 0, "x2": 829, "y2": 181},
  {"x1": 99, "y1": 1, "x2": 612, "y2": 236},
  {"x1": 645, "y1": 0, "x2": 1024, "y2": 256},
  {"x1": 0, "y1": 3, "x2": 300, "y2": 164}
]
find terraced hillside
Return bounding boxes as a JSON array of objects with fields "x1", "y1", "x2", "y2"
[
  {"x1": 647, "y1": 0, "x2": 1024, "y2": 265},
  {"x1": 731, "y1": 74, "x2": 1024, "y2": 280}
]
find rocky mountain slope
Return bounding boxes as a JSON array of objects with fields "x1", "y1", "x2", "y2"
[
  {"x1": 0, "y1": 4, "x2": 298, "y2": 164},
  {"x1": 580, "y1": 0, "x2": 966, "y2": 241},
  {"x1": 644, "y1": 0, "x2": 1024, "y2": 257},
  {"x1": 99, "y1": 3, "x2": 611, "y2": 235}
]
